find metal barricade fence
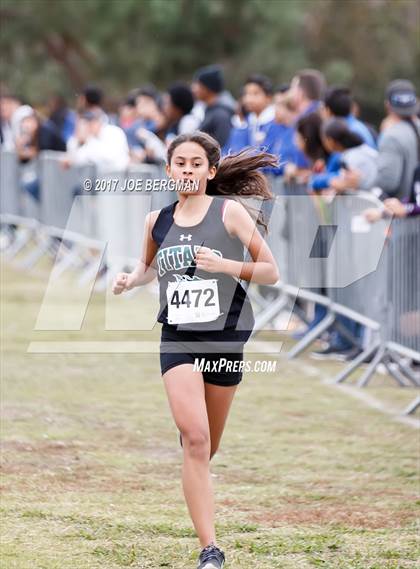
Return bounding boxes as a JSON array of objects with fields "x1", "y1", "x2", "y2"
[
  {"x1": 266, "y1": 177, "x2": 288, "y2": 282},
  {"x1": 91, "y1": 165, "x2": 172, "y2": 267},
  {"x1": 248, "y1": 177, "x2": 291, "y2": 329},
  {"x1": 39, "y1": 151, "x2": 96, "y2": 229},
  {"x1": 252, "y1": 184, "x2": 419, "y2": 381},
  {"x1": 252, "y1": 177, "x2": 329, "y2": 334},
  {"x1": 283, "y1": 186, "x2": 340, "y2": 357},
  {"x1": 0, "y1": 150, "x2": 21, "y2": 216},
  {"x1": 326, "y1": 193, "x2": 390, "y2": 333},
  {"x1": 380, "y1": 217, "x2": 420, "y2": 413},
  {"x1": 0, "y1": 152, "x2": 169, "y2": 282},
  {"x1": 324, "y1": 200, "x2": 419, "y2": 390},
  {"x1": 124, "y1": 164, "x2": 175, "y2": 260},
  {"x1": 1, "y1": 153, "x2": 418, "y2": 403},
  {"x1": 322, "y1": 194, "x2": 390, "y2": 385},
  {"x1": 284, "y1": 183, "x2": 326, "y2": 289},
  {"x1": 1, "y1": 150, "x2": 170, "y2": 232},
  {"x1": 253, "y1": 180, "x2": 342, "y2": 354},
  {"x1": 386, "y1": 217, "x2": 420, "y2": 357}
]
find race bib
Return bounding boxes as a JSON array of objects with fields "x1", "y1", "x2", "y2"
[{"x1": 167, "y1": 279, "x2": 221, "y2": 324}]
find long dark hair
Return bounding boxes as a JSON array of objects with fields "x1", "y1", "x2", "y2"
[
  {"x1": 167, "y1": 131, "x2": 278, "y2": 233},
  {"x1": 296, "y1": 112, "x2": 327, "y2": 162},
  {"x1": 322, "y1": 118, "x2": 364, "y2": 149}
]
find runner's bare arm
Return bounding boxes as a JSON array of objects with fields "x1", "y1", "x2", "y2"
[
  {"x1": 129, "y1": 210, "x2": 159, "y2": 286},
  {"x1": 221, "y1": 200, "x2": 280, "y2": 285}
]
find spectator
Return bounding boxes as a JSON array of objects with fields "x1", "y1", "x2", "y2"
[
  {"x1": 243, "y1": 74, "x2": 275, "y2": 144},
  {"x1": 295, "y1": 114, "x2": 377, "y2": 193},
  {"x1": 65, "y1": 109, "x2": 129, "y2": 173},
  {"x1": 224, "y1": 74, "x2": 274, "y2": 154},
  {"x1": 135, "y1": 86, "x2": 166, "y2": 137},
  {"x1": 130, "y1": 127, "x2": 167, "y2": 164},
  {"x1": 118, "y1": 92, "x2": 138, "y2": 130},
  {"x1": 285, "y1": 69, "x2": 327, "y2": 173},
  {"x1": 221, "y1": 88, "x2": 249, "y2": 155},
  {"x1": 295, "y1": 111, "x2": 328, "y2": 164},
  {"x1": 294, "y1": 111, "x2": 333, "y2": 184},
  {"x1": 47, "y1": 94, "x2": 76, "y2": 142},
  {"x1": 77, "y1": 85, "x2": 105, "y2": 115},
  {"x1": 351, "y1": 99, "x2": 378, "y2": 146},
  {"x1": 289, "y1": 69, "x2": 326, "y2": 117},
  {"x1": 121, "y1": 86, "x2": 167, "y2": 164},
  {"x1": 192, "y1": 64, "x2": 235, "y2": 147},
  {"x1": 263, "y1": 88, "x2": 299, "y2": 176},
  {"x1": 293, "y1": 112, "x2": 362, "y2": 357},
  {"x1": 233, "y1": 88, "x2": 251, "y2": 127},
  {"x1": 16, "y1": 110, "x2": 66, "y2": 159},
  {"x1": 320, "y1": 118, "x2": 378, "y2": 192},
  {"x1": 163, "y1": 81, "x2": 199, "y2": 144},
  {"x1": 374, "y1": 80, "x2": 419, "y2": 200},
  {"x1": 15, "y1": 110, "x2": 66, "y2": 202},
  {"x1": 272, "y1": 86, "x2": 296, "y2": 127},
  {"x1": 123, "y1": 87, "x2": 153, "y2": 146},
  {"x1": 290, "y1": 111, "x2": 330, "y2": 337},
  {"x1": 0, "y1": 94, "x2": 33, "y2": 150},
  {"x1": 365, "y1": 166, "x2": 420, "y2": 222},
  {"x1": 323, "y1": 86, "x2": 376, "y2": 148}
]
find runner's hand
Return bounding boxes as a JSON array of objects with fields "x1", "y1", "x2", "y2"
[
  {"x1": 194, "y1": 246, "x2": 224, "y2": 273},
  {"x1": 112, "y1": 272, "x2": 135, "y2": 294}
]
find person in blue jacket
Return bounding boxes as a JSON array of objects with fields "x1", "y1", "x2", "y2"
[
  {"x1": 322, "y1": 86, "x2": 377, "y2": 149},
  {"x1": 262, "y1": 86, "x2": 301, "y2": 176},
  {"x1": 223, "y1": 74, "x2": 274, "y2": 154}
]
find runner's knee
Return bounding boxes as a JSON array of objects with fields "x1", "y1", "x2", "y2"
[{"x1": 181, "y1": 427, "x2": 210, "y2": 459}]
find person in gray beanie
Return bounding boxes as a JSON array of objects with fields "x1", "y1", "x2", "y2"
[
  {"x1": 374, "y1": 79, "x2": 419, "y2": 200},
  {"x1": 192, "y1": 64, "x2": 235, "y2": 147}
]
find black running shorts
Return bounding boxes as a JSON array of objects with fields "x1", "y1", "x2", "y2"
[{"x1": 160, "y1": 323, "x2": 252, "y2": 386}]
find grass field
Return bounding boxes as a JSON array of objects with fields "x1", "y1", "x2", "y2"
[{"x1": 1, "y1": 259, "x2": 419, "y2": 569}]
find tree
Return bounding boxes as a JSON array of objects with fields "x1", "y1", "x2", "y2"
[{"x1": 1, "y1": 0, "x2": 418, "y2": 124}]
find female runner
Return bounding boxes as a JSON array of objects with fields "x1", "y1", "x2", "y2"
[{"x1": 112, "y1": 131, "x2": 280, "y2": 568}]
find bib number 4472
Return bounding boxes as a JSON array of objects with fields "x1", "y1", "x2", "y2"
[{"x1": 167, "y1": 279, "x2": 221, "y2": 324}]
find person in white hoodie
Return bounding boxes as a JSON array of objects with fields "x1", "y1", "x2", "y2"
[
  {"x1": 0, "y1": 94, "x2": 33, "y2": 150},
  {"x1": 65, "y1": 109, "x2": 129, "y2": 173}
]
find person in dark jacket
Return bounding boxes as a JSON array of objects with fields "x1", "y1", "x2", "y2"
[
  {"x1": 15, "y1": 110, "x2": 66, "y2": 201},
  {"x1": 47, "y1": 94, "x2": 76, "y2": 143},
  {"x1": 163, "y1": 81, "x2": 199, "y2": 144},
  {"x1": 192, "y1": 64, "x2": 235, "y2": 147},
  {"x1": 16, "y1": 110, "x2": 66, "y2": 161}
]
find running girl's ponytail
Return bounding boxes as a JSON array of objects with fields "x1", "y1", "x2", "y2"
[{"x1": 167, "y1": 131, "x2": 279, "y2": 233}]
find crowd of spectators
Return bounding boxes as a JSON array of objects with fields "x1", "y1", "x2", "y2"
[
  {"x1": 1, "y1": 65, "x2": 417, "y2": 203},
  {"x1": 1, "y1": 66, "x2": 418, "y2": 360}
]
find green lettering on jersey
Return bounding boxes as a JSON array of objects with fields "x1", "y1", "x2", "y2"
[{"x1": 157, "y1": 245, "x2": 222, "y2": 277}]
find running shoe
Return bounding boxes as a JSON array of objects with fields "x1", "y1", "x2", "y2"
[
  {"x1": 310, "y1": 345, "x2": 355, "y2": 361},
  {"x1": 197, "y1": 543, "x2": 225, "y2": 569}
]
